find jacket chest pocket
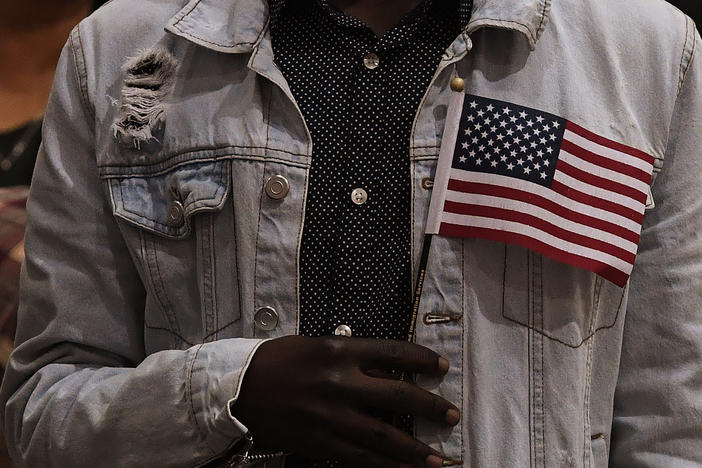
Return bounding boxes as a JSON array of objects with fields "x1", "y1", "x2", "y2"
[
  {"x1": 105, "y1": 159, "x2": 241, "y2": 350},
  {"x1": 502, "y1": 244, "x2": 626, "y2": 348}
]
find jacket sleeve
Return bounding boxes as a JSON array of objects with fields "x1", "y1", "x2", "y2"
[
  {"x1": 0, "y1": 28, "x2": 264, "y2": 467},
  {"x1": 610, "y1": 21, "x2": 702, "y2": 466}
]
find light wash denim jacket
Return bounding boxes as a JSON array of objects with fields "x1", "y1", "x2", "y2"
[{"x1": 1, "y1": 0, "x2": 701, "y2": 466}]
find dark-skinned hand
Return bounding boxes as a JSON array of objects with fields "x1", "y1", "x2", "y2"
[{"x1": 231, "y1": 335, "x2": 460, "y2": 468}]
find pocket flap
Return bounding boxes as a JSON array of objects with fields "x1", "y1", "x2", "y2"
[{"x1": 107, "y1": 160, "x2": 230, "y2": 238}]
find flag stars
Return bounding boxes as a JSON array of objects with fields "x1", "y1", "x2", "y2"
[
  {"x1": 461, "y1": 141, "x2": 469, "y2": 149},
  {"x1": 523, "y1": 166, "x2": 532, "y2": 174},
  {"x1": 536, "y1": 115, "x2": 544, "y2": 124},
  {"x1": 519, "y1": 111, "x2": 527, "y2": 119},
  {"x1": 540, "y1": 171, "x2": 548, "y2": 179},
  {"x1": 459, "y1": 155, "x2": 467, "y2": 163},
  {"x1": 517, "y1": 158, "x2": 525, "y2": 166},
  {"x1": 490, "y1": 160, "x2": 498, "y2": 167},
  {"x1": 507, "y1": 162, "x2": 515, "y2": 170},
  {"x1": 503, "y1": 107, "x2": 512, "y2": 115},
  {"x1": 486, "y1": 104, "x2": 495, "y2": 112},
  {"x1": 526, "y1": 119, "x2": 534, "y2": 127},
  {"x1": 469, "y1": 150, "x2": 476, "y2": 158},
  {"x1": 469, "y1": 101, "x2": 478, "y2": 108}
]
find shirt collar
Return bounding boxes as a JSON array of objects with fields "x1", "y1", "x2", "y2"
[{"x1": 166, "y1": 0, "x2": 551, "y2": 54}]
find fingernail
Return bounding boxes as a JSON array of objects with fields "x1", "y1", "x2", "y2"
[
  {"x1": 438, "y1": 357, "x2": 449, "y2": 373},
  {"x1": 445, "y1": 407, "x2": 461, "y2": 425},
  {"x1": 426, "y1": 454, "x2": 443, "y2": 468}
]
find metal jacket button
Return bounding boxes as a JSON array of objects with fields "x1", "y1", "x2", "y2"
[
  {"x1": 254, "y1": 306, "x2": 279, "y2": 331},
  {"x1": 265, "y1": 175, "x2": 290, "y2": 200},
  {"x1": 351, "y1": 188, "x2": 368, "y2": 205},
  {"x1": 166, "y1": 200, "x2": 185, "y2": 227},
  {"x1": 363, "y1": 52, "x2": 379, "y2": 70},
  {"x1": 334, "y1": 324, "x2": 352, "y2": 337},
  {"x1": 421, "y1": 177, "x2": 434, "y2": 190}
]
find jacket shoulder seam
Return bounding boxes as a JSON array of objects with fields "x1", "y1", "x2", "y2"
[
  {"x1": 69, "y1": 25, "x2": 95, "y2": 124},
  {"x1": 678, "y1": 16, "x2": 697, "y2": 96}
]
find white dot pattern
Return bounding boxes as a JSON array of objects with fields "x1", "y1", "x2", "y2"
[
  {"x1": 272, "y1": 0, "x2": 460, "y2": 343},
  {"x1": 270, "y1": 2, "x2": 464, "y2": 466}
]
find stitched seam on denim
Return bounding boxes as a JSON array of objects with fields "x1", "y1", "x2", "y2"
[
  {"x1": 70, "y1": 27, "x2": 95, "y2": 125},
  {"x1": 535, "y1": 0, "x2": 551, "y2": 42},
  {"x1": 252, "y1": 163, "x2": 267, "y2": 337},
  {"x1": 582, "y1": 338, "x2": 595, "y2": 467},
  {"x1": 294, "y1": 157, "x2": 309, "y2": 335},
  {"x1": 99, "y1": 152, "x2": 311, "y2": 176},
  {"x1": 681, "y1": 23, "x2": 697, "y2": 88},
  {"x1": 172, "y1": 0, "x2": 201, "y2": 27},
  {"x1": 199, "y1": 214, "x2": 216, "y2": 341},
  {"x1": 187, "y1": 343, "x2": 217, "y2": 455},
  {"x1": 264, "y1": 78, "x2": 273, "y2": 154},
  {"x1": 678, "y1": 18, "x2": 692, "y2": 95},
  {"x1": 149, "y1": 234, "x2": 185, "y2": 341},
  {"x1": 144, "y1": 323, "x2": 196, "y2": 347},
  {"x1": 204, "y1": 318, "x2": 240, "y2": 340},
  {"x1": 460, "y1": 238, "x2": 465, "y2": 462},
  {"x1": 539, "y1": 260, "x2": 545, "y2": 467},
  {"x1": 468, "y1": 17, "x2": 537, "y2": 44},
  {"x1": 231, "y1": 173, "x2": 244, "y2": 329},
  {"x1": 114, "y1": 162, "x2": 228, "y2": 233},
  {"x1": 139, "y1": 230, "x2": 180, "y2": 348}
]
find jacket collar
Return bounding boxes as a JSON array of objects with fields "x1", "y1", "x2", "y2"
[{"x1": 165, "y1": 0, "x2": 550, "y2": 54}]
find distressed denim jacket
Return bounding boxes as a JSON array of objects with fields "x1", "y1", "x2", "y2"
[{"x1": 1, "y1": 0, "x2": 701, "y2": 466}]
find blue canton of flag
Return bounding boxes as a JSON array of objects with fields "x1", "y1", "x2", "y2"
[{"x1": 452, "y1": 96, "x2": 567, "y2": 187}]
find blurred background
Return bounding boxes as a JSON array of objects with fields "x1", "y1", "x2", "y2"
[{"x1": 0, "y1": 0, "x2": 699, "y2": 466}]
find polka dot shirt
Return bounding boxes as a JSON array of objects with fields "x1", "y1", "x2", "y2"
[
  {"x1": 270, "y1": 1, "x2": 468, "y2": 465},
  {"x1": 272, "y1": 0, "x2": 464, "y2": 341}
]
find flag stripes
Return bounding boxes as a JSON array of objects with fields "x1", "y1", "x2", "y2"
[{"x1": 427, "y1": 93, "x2": 656, "y2": 286}]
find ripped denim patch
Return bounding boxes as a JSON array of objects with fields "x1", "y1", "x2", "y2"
[{"x1": 112, "y1": 47, "x2": 177, "y2": 152}]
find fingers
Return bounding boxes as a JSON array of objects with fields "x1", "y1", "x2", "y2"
[
  {"x1": 337, "y1": 408, "x2": 446, "y2": 468},
  {"x1": 348, "y1": 338, "x2": 450, "y2": 376},
  {"x1": 355, "y1": 375, "x2": 461, "y2": 426},
  {"x1": 312, "y1": 435, "x2": 407, "y2": 468}
]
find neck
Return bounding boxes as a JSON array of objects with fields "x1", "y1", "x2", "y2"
[
  {"x1": 327, "y1": 0, "x2": 424, "y2": 36},
  {"x1": 0, "y1": 1, "x2": 92, "y2": 132}
]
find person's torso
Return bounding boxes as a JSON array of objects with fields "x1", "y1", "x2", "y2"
[{"x1": 79, "y1": 0, "x2": 692, "y2": 465}]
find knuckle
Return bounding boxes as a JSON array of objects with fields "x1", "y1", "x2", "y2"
[
  {"x1": 318, "y1": 336, "x2": 347, "y2": 360},
  {"x1": 380, "y1": 340, "x2": 405, "y2": 362}
]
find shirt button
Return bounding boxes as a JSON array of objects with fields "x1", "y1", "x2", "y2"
[
  {"x1": 264, "y1": 175, "x2": 290, "y2": 200},
  {"x1": 254, "y1": 306, "x2": 279, "y2": 331},
  {"x1": 351, "y1": 188, "x2": 368, "y2": 205},
  {"x1": 166, "y1": 200, "x2": 185, "y2": 227},
  {"x1": 363, "y1": 52, "x2": 380, "y2": 70},
  {"x1": 334, "y1": 324, "x2": 352, "y2": 337}
]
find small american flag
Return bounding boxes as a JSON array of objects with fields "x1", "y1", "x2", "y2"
[{"x1": 426, "y1": 94, "x2": 655, "y2": 287}]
